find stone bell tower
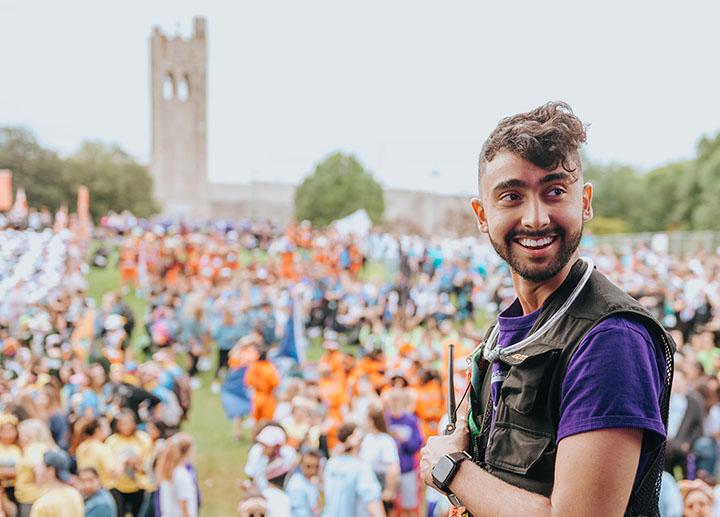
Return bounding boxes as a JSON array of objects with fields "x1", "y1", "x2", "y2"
[{"x1": 149, "y1": 17, "x2": 209, "y2": 218}]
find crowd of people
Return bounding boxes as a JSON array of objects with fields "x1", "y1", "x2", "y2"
[{"x1": 1, "y1": 208, "x2": 720, "y2": 516}]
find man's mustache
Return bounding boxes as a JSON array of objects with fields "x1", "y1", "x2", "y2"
[{"x1": 505, "y1": 228, "x2": 566, "y2": 241}]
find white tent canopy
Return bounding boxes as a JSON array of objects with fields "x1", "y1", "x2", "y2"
[{"x1": 332, "y1": 209, "x2": 373, "y2": 236}]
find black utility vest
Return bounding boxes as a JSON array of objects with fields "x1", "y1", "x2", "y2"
[{"x1": 467, "y1": 259, "x2": 675, "y2": 517}]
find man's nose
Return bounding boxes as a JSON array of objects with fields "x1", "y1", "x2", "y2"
[{"x1": 521, "y1": 197, "x2": 550, "y2": 230}]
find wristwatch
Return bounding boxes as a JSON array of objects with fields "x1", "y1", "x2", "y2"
[{"x1": 431, "y1": 451, "x2": 471, "y2": 506}]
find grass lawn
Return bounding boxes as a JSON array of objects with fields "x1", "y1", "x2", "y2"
[{"x1": 87, "y1": 263, "x2": 250, "y2": 516}]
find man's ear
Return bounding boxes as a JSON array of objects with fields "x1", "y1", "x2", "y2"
[
  {"x1": 471, "y1": 198, "x2": 488, "y2": 233},
  {"x1": 582, "y1": 182, "x2": 593, "y2": 222}
]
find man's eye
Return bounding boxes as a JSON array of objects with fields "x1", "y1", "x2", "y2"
[
  {"x1": 500, "y1": 193, "x2": 519, "y2": 202},
  {"x1": 548, "y1": 188, "x2": 565, "y2": 196}
]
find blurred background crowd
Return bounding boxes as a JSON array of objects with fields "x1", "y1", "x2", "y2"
[{"x1": 0, "y1": 209, "x2": 719, "y2": 517}]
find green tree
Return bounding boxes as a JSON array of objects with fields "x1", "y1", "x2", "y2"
[
  {"x1": 62, "y1": 141, "x2": 159, "y2": 221},
  {"x1": 582, "y1": 160, "x2": 644, "y2": 228},
  {"x1": 0, "y1": 127, "x2": 158, "y2": 221},
  {"x1": 295, "y1": 152, "x2": 384, "y2": 226},
  {"x1": 637, "y1": 161, "x2": 694, "y2": 231},
  {"x1": 690, "y1": 133, "x2": 720, "y2": 230},
  {"x1": 0, "y1": 127, "x2": 67, "y2": 211},
  {"x1": 582, "y1": 156, "x2": 699, "y2": 232},
  {"x1": 586, "y1": 216, "x2": 632, "y2": 235}
]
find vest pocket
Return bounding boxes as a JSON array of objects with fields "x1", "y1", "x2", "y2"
[
  {"x1": 485, "y1": 422, "x2": 555, "y2": 475},
  {"x1": 499, "y1": 351, "x2": 558, "y2": 414}
]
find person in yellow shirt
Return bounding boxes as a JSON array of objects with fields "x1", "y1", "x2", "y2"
[
  {"x1": 105, "y1": 410, "x2": 153, "y2": 517},
  {"x1": 29, "y1": 449, "x2": 84, "y2": 517},
  {"x1": 0, "y1": 414, "x2": 22, "y2": 506},
  {"x1": 74, "y1": 418, "x2": 118, "y2": 490},
  {"x1": 15, "y1": 419, "x2": 56, "y2": 517}
]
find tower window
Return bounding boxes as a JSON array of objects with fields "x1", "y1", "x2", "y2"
[
  {"x1": 178, "y1": 75, "x2": 190, "y2": 101},
  {"x1": 162, "y1": 73, "x2": 175, "y2": 100}
]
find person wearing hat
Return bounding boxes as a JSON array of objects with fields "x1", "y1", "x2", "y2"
[
  {"x1": 243, "y1": 425, "x2": 296, "y2": 488},
  {"x1": 28, "y1": 450, "x2": 83, "y2": 517},
  {"x1": 243, "y1": 425, "x2": 293, "y2": 513}
]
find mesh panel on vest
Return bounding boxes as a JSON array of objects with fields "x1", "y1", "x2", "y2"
[{"x1": 626, "y1": 329, "x2": 674, "y2": 517}]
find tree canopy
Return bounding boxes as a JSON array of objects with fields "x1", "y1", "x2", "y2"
[
  {"x1": 0, "y1": 126, "x2": 158, "y2": 221},
  {"x1": 294, "y1": 152, "x2": 384, "y2": 227},
  {"x1": 63, "y1": 141, "x2": 158, "y2": 221},
  {"x1": 583, "y1": 131, "x2": 720, "y2": 233}
]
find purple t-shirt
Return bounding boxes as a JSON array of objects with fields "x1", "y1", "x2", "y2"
[
  {"x1": 494, "y1": 299, "x2": 666, "y2": 481},
  {"x1": 386, "y1": 412, "x2": 424, "y2": 474}
]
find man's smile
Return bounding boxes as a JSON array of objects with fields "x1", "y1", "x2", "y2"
[{"x1": 514, "y1": 236, "x2": 557, "y2": 250}]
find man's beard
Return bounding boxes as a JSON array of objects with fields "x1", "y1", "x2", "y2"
[{"x1": 488, "y1": 223, "x2": 583, "y2": 283}]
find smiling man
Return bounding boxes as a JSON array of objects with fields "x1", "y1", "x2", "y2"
[{"x1": 420, "y1": 102, "x2": 675, "y2": 517}]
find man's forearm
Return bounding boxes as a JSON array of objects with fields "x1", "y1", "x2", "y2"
[{"x1": 449, "y1": 461, "x2": 550, "y2": 517}]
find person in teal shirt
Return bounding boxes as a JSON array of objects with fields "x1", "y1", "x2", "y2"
[
  {"x1": 322, "y1": 424, "x2": 384, "y2": 517},
  {"x1": 78, "y1": 467, "x2": 117, "y2": 517}
]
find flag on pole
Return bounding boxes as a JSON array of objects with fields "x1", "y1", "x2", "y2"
[{"x1": 276, "y1": 297, "x2": 307, "y2": 364}]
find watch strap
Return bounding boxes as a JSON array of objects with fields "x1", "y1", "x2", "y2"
[
  {"x1": 447, "y1": 451, "x2": 472, "y2": 463},
  {"x1": 448, "y1": 492, "x2": 464, "y2": 507},
  {"x1": 432, "y1": 451, "x2": 472, "y2": 493}
]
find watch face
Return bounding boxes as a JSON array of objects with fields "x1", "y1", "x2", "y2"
[{"x1": 433, "y1": 456, "x2": 455, "y2": 483}]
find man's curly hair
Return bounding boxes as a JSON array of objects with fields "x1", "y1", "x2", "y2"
[{"x1": 478, "y1": 101, "x2": 587, "y2": 189}]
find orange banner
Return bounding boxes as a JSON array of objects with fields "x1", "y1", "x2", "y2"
[
  {"x1": 0, "y1": 170, "x2": 12, "y2": 211},
  {"x1": 77, "y1": 185, "x2": 89, "y2": 220}
]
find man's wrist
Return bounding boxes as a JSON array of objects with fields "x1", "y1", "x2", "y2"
[
  {"x1": 447, "y1": 454, "x2": 471, "y2": 493},
  {"x1": 432, "y1": 451, "x2": 472, "y2": 494}
]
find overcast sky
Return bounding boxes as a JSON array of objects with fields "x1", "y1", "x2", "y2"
[{"x1": 1, "y1": 0, "x2": 719, "y2": 194}]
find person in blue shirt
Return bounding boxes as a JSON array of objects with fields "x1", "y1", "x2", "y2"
[
  {"x1": 211, "y1": 311, "x2": 243, "y2": 393},
  {"x1": 322, "y1": 423, "x2": 384, "y2": 517},
  {"x1": 286, "y1": 447, "x2": 322, "y2": 517},
  {"x1": 78, "y1": 467, "x2": 117, "y2": 517}
]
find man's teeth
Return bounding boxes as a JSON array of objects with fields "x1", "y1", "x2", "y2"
[{"x1": 518, "y1": 237, "x2": 555, "y2": 248}]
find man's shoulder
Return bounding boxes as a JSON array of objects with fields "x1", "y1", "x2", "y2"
[
  {"x1": 585, "y1": 314, "x2": 656, "y2": 342},
  {"x1": 287, "y1": 472, "x2": 313, "y2": 491},
  {"x1": 86, "y1": 488, "x2": 115, "y2": 507},
  {"x1": 571, "y1": 314, "x2": 662, "y2": 373},
  {"x1": 36, "y1": 486, "x2": 84, "y2": 508},
  {"x1": 326, "y1": 455, "x2": 368, "y2": 473}
]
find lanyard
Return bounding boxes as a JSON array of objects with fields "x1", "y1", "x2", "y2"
[{"x1": 466, "y1": 257, "x2": 594, "y2": 366}]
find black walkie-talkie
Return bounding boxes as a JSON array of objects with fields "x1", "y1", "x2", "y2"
[{"x1": 445, "y1": 343, "x2": 456, "y2": 435}]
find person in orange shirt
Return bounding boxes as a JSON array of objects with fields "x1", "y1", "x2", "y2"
[
  {"x1": 348, "y1": 241, "x2": 363, "y2": 275},
  {"x1": 245, "y1": 348, "x2": 280, "y2": 423},
  {"x1": 349, "y1": 349, "x2": 386, "y2": 394},
  {"x1": 118, "y1": 239, "x2": 138, "y2": 288},
  {"x1": 317, "y1": 364, "x2": 347, "y2": 424},
  {"x1": 280, "y1": 250, "x2": 296, "y2": 280},
  {"x1": 414, "y1": 369, "x2": 445, "y2": 440},
  {"x1": 317, "y1": 364, "x2": 347, "y2": 452},
  {"x1": 318, "y1": 335, "x2": 345, "y2": 383}
]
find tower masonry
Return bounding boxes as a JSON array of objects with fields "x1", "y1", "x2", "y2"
[{"x1": 149, "y1": 17, "x2": 209, "y2": 218}]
